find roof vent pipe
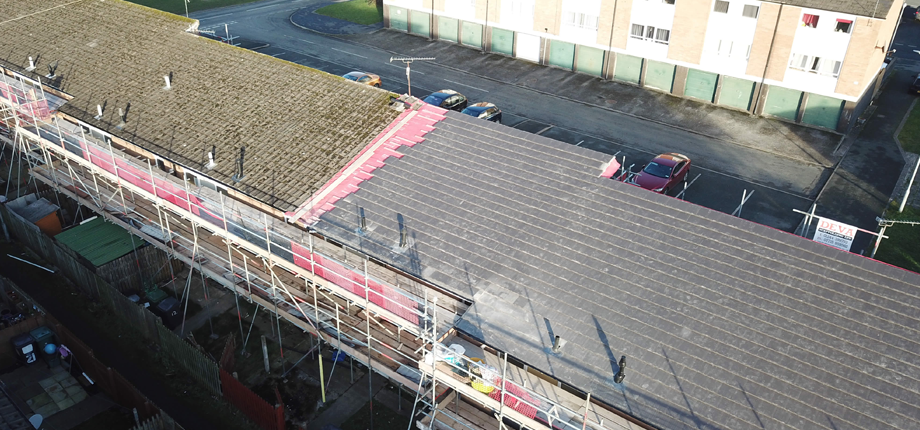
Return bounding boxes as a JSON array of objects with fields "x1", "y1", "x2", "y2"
[
  {"x1": 552, "y1": 335, "x2": 566, "y2": 353},
  {"x1": 614, "y1": 356, "x2": 627, "y2": 384},
  {"x1": 95, "y1": 104, "x2": 103, "y2": 120},
  {"x1": 359, "y1": 207, "x2": 367, "y2": 232},
  {"x1": 232, "y1": 146, "x2": 246, "y2": 182},
  {"x1": 399, "y1": 225, "x2": 408, "y2": 248},
  {"x1": 25, "y1": 57, "x2": 35, "y2": 72},
  {"x1": 163, "y1": 74, "x2": 171, "y2": 90},
  {"x1": 206, "y1": 145, "x2": 216, "y2": 170}
]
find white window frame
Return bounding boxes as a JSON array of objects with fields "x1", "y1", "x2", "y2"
[
  {"x1": 788, "y1": 53, "x2": 842, "y2": 77},
  {"x1": 563, "y1": 10, "x2": 599, "y2": 30},
  {"x1": 630, "y1": 22, "x2": 670, "y2": 45}
]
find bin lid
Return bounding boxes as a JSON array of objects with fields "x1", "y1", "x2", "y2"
[
  {"x1": 11, "y1": 333, "x2": 35, "y2": 347},
  {"x1": 144, "y1": 288, "x2": 168, "y2": 305},
  {"x1": 29, "y1": 326, "x2": 54, "y2": 342},
  {"x1": 157, "y1": 296, "x2": 180, "y2": 312}
]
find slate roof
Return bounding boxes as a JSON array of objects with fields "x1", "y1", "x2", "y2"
[
  {"x1": 778, "y1": 0, "x2": 896, "y2": 18},
  {"x1": 0, "y1": 0, "x2": 399, "y2": 211},
  {"x1": 315, "y1": 111, "x2": 920, "y2": 430}
]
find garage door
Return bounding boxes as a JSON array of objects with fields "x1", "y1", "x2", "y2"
[
  {"x1": 409, "y1": 10, "x2": 430, "y2": 37},
  {"x1": 439, "y1": 17, "x2": 458, "y2": 42},
  {"x1": 644, "y1": 60, "x2": 675, "y2": 92},
  {"x1": 548, "y1": 40, "x2": 575, "y2": 70},
  {"x1": 491, "y1": 28, "x2": 514, "y2": 55},
  {"x1": 389, "y1": 7, "x2": 408, "y2": 32},
  {"x1": 763, "y1": 86, "x2": 803, "y2": 121},
  {"x1": 576, "y1": 46, "x2": 605, "y2": 77},
  {"x1": 685, "y1": 69, "x2": 717, "y2": 102},
  {"x1": 461, "y1": 22, "x2": 483, "y2": 48},
  {"x1": 802, "y1": 94, "x2": 843, "y2": 130},
  {"x1": 516, "y1": 33, "x2": 541, "y2": 62},
  {"x1": 614, "y1": 54, "x2": 642, "y2": 84},
  {"x1": 718, "y1": 76, "x2": 755, "y2": 111}
]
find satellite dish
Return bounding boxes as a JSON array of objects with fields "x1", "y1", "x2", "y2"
[{"x1": 29, "y1": 414, "x2": 43, "y2": 429}]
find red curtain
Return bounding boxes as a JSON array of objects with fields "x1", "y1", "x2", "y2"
[{"x1": 803, "y1": 14, "x2": 819, "y2": 27}]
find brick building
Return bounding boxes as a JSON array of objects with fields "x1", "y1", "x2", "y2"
[{"x1": 383, "y1": 0, "x2": 903, "y2": 132}]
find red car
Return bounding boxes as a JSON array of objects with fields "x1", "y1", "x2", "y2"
[{"x1": 630, "y1": 153, "x2": 691, "y2": 194}]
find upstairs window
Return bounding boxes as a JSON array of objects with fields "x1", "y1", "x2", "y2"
[
  {"x1": 789, "y1": 53, "x2": 842, "y2": 77},
  {"x1": 630, "y1": 23, "x2": 671, "y2": 44},
  {"x1": 564, "y1": 11, "x2": 599, "y2": 30},
  {"x1": 742, "y1": 5, "x2": 759, "y2": 18},
  {"x1": 835, "y1": 19, "x2": 852, "y2": 33},
  {"x1": 802, "y1": 13, "x2": 819, "y2": 28},
  {"x1": 713, "y1": 0, "x2": 729, "y2": 13}
]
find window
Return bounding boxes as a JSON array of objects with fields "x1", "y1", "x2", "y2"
[
  {"x1": 631, "y1": 24, "x2": 645, "y2": 38},
  {"x1": 789, "y1": 53, "x2": 842, "y2": 77},
  {"x1": 713, "y1": 0, "x2": 729, "y2": 13},
  {"x1": 630, "y1": 23, "x2": 671, "y2": 44},
  {"x1": 717, "y1": 40, "x2": 733, "y2": 56},
  {"x1": 835, "y1": 19, "x2": 852, "y2": 33},
  {"x1": 802, "y1": 13, "x2": 819, "y2": 28},
  {"x1": 564, "y1": 11, "x2": 599, "y2": 30},
  {"x1": 662, "y1": 0, "x2": 675, "y2": 4},
  {"x1": 742, "y1": 5, "x2": 759, "y2": 18}
]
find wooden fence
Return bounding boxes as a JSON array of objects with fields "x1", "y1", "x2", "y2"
[
  {"x1": 95, "y1": 244, "x2": 182, "y2": 294},
  {"x1": 1, "y1": 202, "x2": 283, "y2": 429},
  {"x1": 128, "y1": 413, "x2": 179, "y2": 430}
]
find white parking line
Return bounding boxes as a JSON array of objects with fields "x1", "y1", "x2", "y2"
[
  {"x1": 269, "y1": 52, "x2": 286, "y2": 57},
  {"x1": 442, "y1": 79, "x2": 489, "y2": 92},
  {"x1": 575, "y1": 140, "x2": 584, "y2": 146},
  {"x1": 535, "y1": 125, "x2": 554, "y2": 135},
  {"x1": 330, "y1": 48, "x2": 367, "y2": 59},
  {"x1": 910, "y1": 45, "x2": 918, "y2": 48}
]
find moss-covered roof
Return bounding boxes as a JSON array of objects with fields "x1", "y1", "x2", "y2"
[{"x1": 0, "y1": 0, "x2": 399, "y2": 210}]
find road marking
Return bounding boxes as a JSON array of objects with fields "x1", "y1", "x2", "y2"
[
  {"x1": 575, "y1": 140, "x2": 584, "y2": 146},
  {"x1": 269, "y1": 52, "x2": 286, "y2": 57},
  {"x1": 330, "y1": 48, "x2": 367, "y2": 59},
  {"x1": 245, "y1": 4, "x2": 277, "y2": 12},
  {"x1": 386, "y1": 62, "x2": 424, "y2": 74},
  {"x1": 535, "y1": 125, "x2": 554, "y2": 135},
  {"x1": 442, "y1": 79, "x2": 489, "y2": 92},
  {"x1": 200, "y1": 13, "x2": 234, "y2": 20},
  {"x1": 284, "y1": 36, "x2": 315, "y2": 45},
  {"x1": 910, "y1": 45, "x2": 918, "y2": 48}
]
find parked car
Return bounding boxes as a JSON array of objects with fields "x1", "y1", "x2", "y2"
[
  {"x1": 342, "y1": 71, "x2": 381, "y2": 88},
  {"x1": 422, "y1": 90, "x2": 468, "y2": 111},
  {"x1": 629, "y1": 153, "x2": 691, "y2": 194},
  {"x1": 461, "y1": 102, "x2": 502, "y2": 123},
  {"x1": 910, "y1": 74, "x2": 920, "y2": 94}
]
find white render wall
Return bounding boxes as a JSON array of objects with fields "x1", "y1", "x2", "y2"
[
  {"x1": 625, "y1": 0, "x2": 676, "y2": 60},
  {"x1": 700, "y1": 0, "x2": 761, "y2": 77}
]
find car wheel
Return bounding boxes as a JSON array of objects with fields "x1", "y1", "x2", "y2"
[{"x1": 374, "y1": 83, "x2": 381, "y2": 88}]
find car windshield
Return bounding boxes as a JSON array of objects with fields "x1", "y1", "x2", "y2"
[
  {"x1": 344, "y1": 74, "x2": 359, "y2": 81},
  {"x1": 643, "y1": 161, "x2": 673, "y2": 178},
  {"x1": 423, "y1": 94, "x2": 446, "y2": 105}
]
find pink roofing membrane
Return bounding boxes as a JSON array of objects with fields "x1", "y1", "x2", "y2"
[{"x1": 288, "y1": 103, "x2": 447, "y2": 225}]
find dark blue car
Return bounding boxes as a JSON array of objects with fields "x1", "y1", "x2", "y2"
[
  {"x1": 461, "y1": 102, "x2": 502, "y2": 123},
  {"x1": 422, "y1": 89, "x2": 468, "y2": 111}
]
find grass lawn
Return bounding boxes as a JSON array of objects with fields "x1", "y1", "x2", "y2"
[
  {"x1": 315, "y1": 0, "x2": 383, "y2": 25},
  {"x1": 897, "y1": 99, "x2": 920, "y2": 154},
  {"x1": 875, "y1": 204, "x2": 920, "y2": 273},
  {"x1": 341, "y1": 401, "x2": 410, "y2": 430},
  {"x1": 127, "y1": 0, "x2": 264, "y2": 16}
]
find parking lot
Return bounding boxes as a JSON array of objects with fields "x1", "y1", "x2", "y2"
[{"x1": 192, "y1": 0, "x2": 852, "y2": 233}]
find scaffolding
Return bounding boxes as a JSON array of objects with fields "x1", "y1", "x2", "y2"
[{"x1": 0, "y1": 64, "x2": 643, "y2": 430}]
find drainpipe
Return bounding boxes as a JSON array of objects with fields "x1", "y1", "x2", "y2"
[
  {"x1": 605, "y1": 0, "x2": 619, "y2": 79},
  {"x1": 482, "y1": 0, "x2": 489, "y2": 53},
  {"x1": 429, "y1": 0, "x2": 435, "y2": 41},
  {"x1": 754, "y1": 3, "x2": 784, "y2": 115}
]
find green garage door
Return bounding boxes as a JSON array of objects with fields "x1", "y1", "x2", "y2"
[
  {"x1": 644, "y1": 60, "x2": 675, "y2": 92},
  {"x1": 614, "y1": 54, "x2": 642, "y2": 84},
  {"x1": 409, "y1": 11, "x2": 430, "y2": 37},
  {"x1": 763, "y1": 86, "x2": 803, "y2": 121},
  {"x1": 389, "y1": 7, "x2": 408, "y2": 32},
  {"x1": 439, "y1": 17, "x2": 458, "y2": 42},
  {"x1": 802, "y1": 94, "x2": 844, "y2": 130},
  {"x1": 718, "y1": 76, "x2": 755, "y2": 111},
  {"x1": 576, "y1": 46, "x2": 605, "y2": 77},
  {"x1": 491, "y1": 28, "x2": 514, "y2": 55},
  {"x1": 548, "y1": 40, "x2": 575, "y2": 70},
  {"x1": 461, "y1": 22, "x2": 482, "y2": 48},
  {"x1": 685, "y1": 69, "x2": 718, "y2": 102}
]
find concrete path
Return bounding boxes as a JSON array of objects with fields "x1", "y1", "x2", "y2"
[{"x1": 814, "y1": 63, "x2": 914, "y2": 254}]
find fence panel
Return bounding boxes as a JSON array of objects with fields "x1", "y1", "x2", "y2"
[
  {"x1": 157, "y1": 321, "x2": 221, "y2": 397},
  {"x1": 219, "y1": 369, "x2": 284, "y2": 430}
]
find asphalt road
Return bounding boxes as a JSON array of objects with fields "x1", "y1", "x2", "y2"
[{"x1": 190, "y1": 0, "x2": 905, "y2": 232}]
